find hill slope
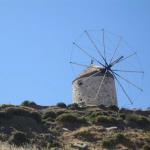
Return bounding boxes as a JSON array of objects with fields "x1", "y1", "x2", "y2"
[{"x1": 0, "y1": 103, "x2": 150, "y2": 150}]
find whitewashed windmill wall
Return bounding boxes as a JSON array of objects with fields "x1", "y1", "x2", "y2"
[{"x1": 72, "y1": 65, "x2": 118, "y2": 106}]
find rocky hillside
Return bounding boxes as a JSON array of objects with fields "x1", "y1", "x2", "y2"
[{"x1": 0, "y1": 101, "x2": 150, "y2": 150}]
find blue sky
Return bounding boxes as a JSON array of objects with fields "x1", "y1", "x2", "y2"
[{"x1": 0, "y1": 0, "x2": 149, "y2": 108}]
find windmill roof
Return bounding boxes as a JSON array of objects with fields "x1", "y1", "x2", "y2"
[{"x1": 73, "y1": 64, "x2": 112, "y2": 83}]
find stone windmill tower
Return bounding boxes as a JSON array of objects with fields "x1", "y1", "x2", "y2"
[
  {"x1": 70, "y1": 29, "x2": 143, "y2": 106},
  {"x1": 72, "y1": 64, "x2": 117, "y2": 106}
]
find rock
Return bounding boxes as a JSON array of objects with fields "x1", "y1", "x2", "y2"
[
  {"x1": 97, "y1": 127, "x2": 106, "y2": 132},
  {"x1": 106, "y1": 126, "x2": 118, "y2": 131},
  {"x1": 62, "y1": 128, "x2": 70, "y2": 132},
  {"x1": 72, "y1": 143, "x2": 88, "y2": 149}
]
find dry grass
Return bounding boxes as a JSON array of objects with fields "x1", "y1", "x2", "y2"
[{"x1": 0, "y1": 142, "x2": 38, "y2": 150}]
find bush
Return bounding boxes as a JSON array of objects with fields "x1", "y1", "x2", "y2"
[
  {"x1": 108, "y1": 105, "x2": 119, "y2": 112},
  {"x1": 9, "y1": 131, "x2": 29, "y2": 146},
  {"x1": 67, "y1": 103, "x2": 79, "y2": 110},
  {"x1": 21, "y1": 100, "x2": 37, "y2": 108},
  {"x1": 126, "y1": 114, "x2": 150, "y2": 129},
  {"x1": 56, "y1": 102, "x2": 66, "y2": 108}
]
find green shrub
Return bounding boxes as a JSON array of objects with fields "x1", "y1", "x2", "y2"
[
  {"x1": 21, "y1": 100, "x2": 37, "y2": 108},
  {"x1": 56, "y1": 102, "x2": 66, "y2": 108},
  {"x1": 9, "y1": 131, "x2": 29, "y2": 146}
]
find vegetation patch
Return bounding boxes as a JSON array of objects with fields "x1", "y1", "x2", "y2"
[
  {"x1": 8, "y1": 131, "x2": 29, "y2": 146},
  {"x1": 42, "y1": 110, "x2": 56, "y2": 120},
  {"x1": 56, "y1": 113, "x2": 87, "y2": 129},
  {"x1": 74, "y1": 130, "x2": 96, "y2": 142},
  {"x1": 0, "y1": 104, "x2": 150, "y2": 149},
  {"x1": 4, "y1": 107, "x2": 41, "y2": 123},
  {"x1": 67, "y1": 103, "x2": 80, "y2": 110},
  {"x1": 21, "y1": 100, "x2": 38, "y2": 108},
  {"x1": 142, "y1": 144, "x2": 150, "y2": 150},
  {"x1": 94, "y1": 115, "x2": 122, "y2": 127},
  {"x1": 56, "y1": 102, "x2": 67, "y2": 108},
  {"x1": 125, "y1": 114, "x2": 150, "y2": 130},
  {"x1": 102, "y1": 133, "x2": 135, "y2": 149}
]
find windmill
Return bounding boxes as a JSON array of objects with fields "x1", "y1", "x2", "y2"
[{"x1": 70, "y1": 29, "x2": 144, "y2": 106}]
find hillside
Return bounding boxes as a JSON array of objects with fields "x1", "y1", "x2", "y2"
[{"x1": 0, "y1": 101, "x2": 150, "y2": 150}]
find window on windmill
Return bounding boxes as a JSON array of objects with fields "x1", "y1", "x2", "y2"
[{"x1": 78, "y1": 80, "x2": 83, "y2": 86}]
